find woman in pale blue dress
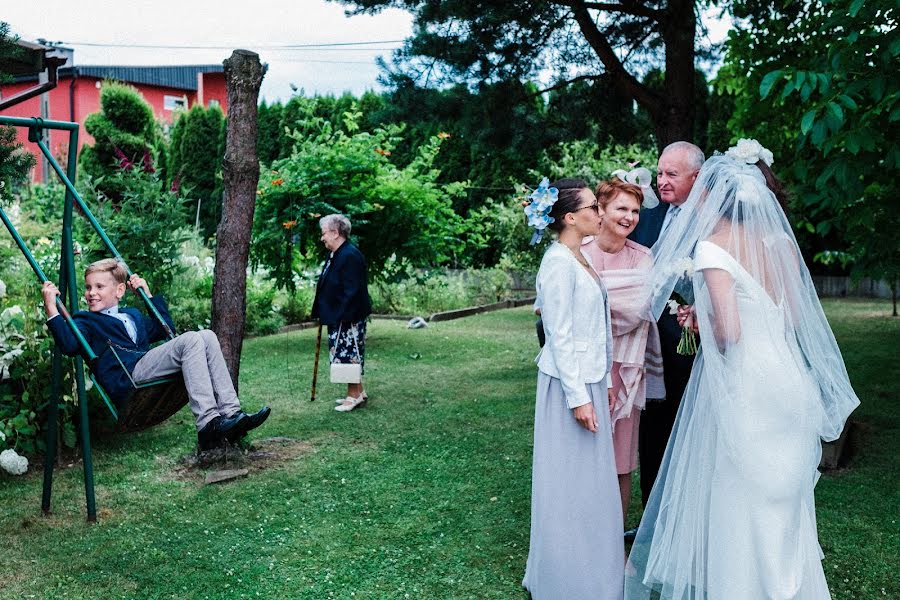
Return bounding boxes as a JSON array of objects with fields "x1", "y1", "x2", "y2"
[{"x1": 522, "y1": 178, "x2": 624, "y2": 600}]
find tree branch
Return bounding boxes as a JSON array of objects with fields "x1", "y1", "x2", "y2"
[
  {"x1": 528, "y1": 74, "x2": 604, "y2": 97},
  {"x1": 581, "y1": 1, "x2": 662, "y2": 19},
  {"x1": 566, "y1": 2, "x2": 662, "y2": 117}
]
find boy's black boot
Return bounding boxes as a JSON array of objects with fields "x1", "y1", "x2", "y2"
[
  {"x1": 197, "y1": 417, "x2": 224, "y2": 450},
  {"x1": 198, "y1": 412, "x2": 248, "y2": 450}
]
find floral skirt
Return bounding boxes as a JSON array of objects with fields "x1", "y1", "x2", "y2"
[{"x1": 327, "y1": 320, "x2": 367, "y2": 375}]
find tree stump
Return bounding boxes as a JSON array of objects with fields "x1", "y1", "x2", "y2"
[{"x1": 212, "y1": 50, "x2": 266, "y2": 390}]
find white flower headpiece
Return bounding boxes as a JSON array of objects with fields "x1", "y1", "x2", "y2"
[
  {"x1": 610, "y1": 167, "x2": 659, "y2": 209},
  {"x1": 725, "y1": 138, "x2": 774, "y2": 167}
]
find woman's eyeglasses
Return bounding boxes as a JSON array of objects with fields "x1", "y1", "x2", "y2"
[{"x1": 572, "y1": 202, "x2": 600, "y2": 214}]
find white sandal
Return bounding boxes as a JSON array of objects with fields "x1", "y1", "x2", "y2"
[
  {"x1": 334, "y1": 394, "x2": 367, "y2": 412},
  {"x1": 335, "y1": 391, "x2": 368, "y2": 404}
]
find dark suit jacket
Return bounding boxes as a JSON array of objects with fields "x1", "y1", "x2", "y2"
[
  {"x1": 46, "y1": 296, "x2": 175, "y2": 406},
  {"x1": 311, "y1": 240, "x2": 372, "y2": 327},
  {"x1": 628, "y1": 202, "x2": 694, "y2": 402},
  {"x1": 628, "y1": 202, "x2": 669, "y2": 249}
]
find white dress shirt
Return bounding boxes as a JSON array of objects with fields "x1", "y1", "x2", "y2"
[
  {"x1": 101, "y1": 305, "x2": 138, "y2": 343},
  {"x1": 659, "y1": 204, "x2": 681, "y2": 238}
]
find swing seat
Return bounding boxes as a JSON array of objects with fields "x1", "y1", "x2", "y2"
[
  {"x1": 94, "y1": 346, "x2": 191, "y2": 433},
  {"x1": 114, "y1": 376, "x2": 190, "y2": 433}
]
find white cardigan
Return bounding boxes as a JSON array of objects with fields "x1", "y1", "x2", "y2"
[{"x1": 534, "y1": 242, "x2": 613, "y2": 409}]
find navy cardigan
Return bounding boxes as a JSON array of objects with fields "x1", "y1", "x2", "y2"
[
  {"x1": 311, "y1": 241, "x2": 372, "y2": 327},
  {"x1": 46, "y1": 296, "x2": 176, "y2": 407}
]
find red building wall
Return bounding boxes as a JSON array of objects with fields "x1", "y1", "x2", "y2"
[
  {"x1": 198, "y1": 72, "x2": 228, "y2": 112},
  {"x1": 1, "y1": 74, "x2": 227, "y2": 182}
]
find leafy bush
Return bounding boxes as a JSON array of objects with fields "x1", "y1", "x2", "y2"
[
  {"x1": 462, "y1": 142, "x2": 659, "y2": 271},
  {"x1": 76, "y1": 169, "x2": 191, "y2": 292},
  {"x1": 79, "y1": 82, "x2": 167, "y2": 201},
  {"x1": 252, "y1": 108, "x2": 465, "y2": 288},
  {"x1": 0, "y1": 303, "x2": 79, "y2": 455},
  {"x1": 277, "y1": 285, "x2": 316, "y2": 324},
  {"x1": 168, "y1": 104, "x2": 225, "y2": 239},
  {"x1": 245, "y1": 277, "x2": 286, "y2": 336},
  {"x1": 370, "y1": 263, "x2": 518, "y2": 315}
]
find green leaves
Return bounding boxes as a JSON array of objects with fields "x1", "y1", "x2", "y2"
[
  {"x1": 253, "y1": 106, "x2": 465, "y2": 285},
  {"x1": 723, "y1": 0, "x2": 899, "y2": 289},
  {"x1": 801, "y1": 109, "x2": 817, "y2": 135},
  {"x1": 759, "y1": 70, "x2": 783, "y2": 99}
]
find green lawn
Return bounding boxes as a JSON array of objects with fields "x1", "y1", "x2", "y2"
[{"x1": 0, "y1": 299, "x2": 897, "y2": 599}]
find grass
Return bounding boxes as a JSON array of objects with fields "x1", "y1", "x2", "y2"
[{"x1": 0, "y1": 299, "x2": 897, "y2": 599}]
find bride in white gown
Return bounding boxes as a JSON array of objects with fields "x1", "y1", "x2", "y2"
[{"x1": 625, "y1": 142, "x2": 860, "y2": 600}]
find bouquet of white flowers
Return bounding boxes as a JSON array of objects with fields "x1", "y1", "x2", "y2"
[{"x1": 666, "y1": 258, "x2": 698, "y2": 355}]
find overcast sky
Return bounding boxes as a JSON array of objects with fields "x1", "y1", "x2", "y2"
[
  {"x1": 4, "y1": 0, "x2": 413, "y2": 102},
  {"x1": 5, "y1": 0, "x2": 731, "y2": 102}
]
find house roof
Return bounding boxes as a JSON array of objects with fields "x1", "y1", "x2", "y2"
[
  {"x1": 0, "y1": 39, "x2": 58, "y2": 77},
  {"x1": 11, "y1": 64, "x2": 225, "y2": 91},
  {"x1": 67, "y1": 65, "x2": 224, "y2": 91}
]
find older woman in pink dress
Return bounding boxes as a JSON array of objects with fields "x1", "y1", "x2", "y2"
[{"x1": 582, "y1": 177, "x2": 665, "y2": 525}]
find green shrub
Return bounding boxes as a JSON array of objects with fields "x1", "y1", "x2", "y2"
[
  {"x1": 369, "y1": 266, "x2": 518, "y2": 315},
  {"x1": 168, "y1": 104, "x2": 225, "y2": 239},
  {"x1": 277, "y1": 285, "x2": 316, "y2": 324},
  {"x1": 252, "y1": 108, "x2": 465, "y2": 288},
  {"x1": 0, "y1": 302, "x2": 79, "y2": 456},
  {"x1": 79, "y1": 82, "x2": 166, "y2": 200},
  {"x1": 76, "y1": 169, "x2": 191, "y2": 292},
  {"x1": 245, "y1": 277, "x2": 286, "y2": 336}
]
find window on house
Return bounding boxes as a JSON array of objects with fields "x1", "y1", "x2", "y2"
[
  {"x1": 164, "y1": 95, "x2": 187, "y2": 111},
  {"x1": 208, "y1": 99, "x2": 220, "y2": 108}
]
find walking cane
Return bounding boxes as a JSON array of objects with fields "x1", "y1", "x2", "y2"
[{"x1": 310, "y1": 322, "x2": 323, "y2": 401}]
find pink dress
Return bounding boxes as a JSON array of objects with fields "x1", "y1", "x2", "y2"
[{"x1": 582, "y1": 238, "x2": 654, "y2": 475}]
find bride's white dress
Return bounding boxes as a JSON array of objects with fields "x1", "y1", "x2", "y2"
[{"x1": 626, "y1": 240, "x2": 832, "y2": 599}]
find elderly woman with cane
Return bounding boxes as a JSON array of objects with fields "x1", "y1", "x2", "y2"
[{"x1": 311, "y1": 214, "x2": 372, "y2": 413}]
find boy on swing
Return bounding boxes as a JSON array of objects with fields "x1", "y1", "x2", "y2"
[{"x1": 41, "y1": 258, "x2": 271, "y2": 449}]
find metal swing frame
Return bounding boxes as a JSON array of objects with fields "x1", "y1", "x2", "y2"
[{"x1": 0, "y1": 115, "x2": 182, "y2": 521}]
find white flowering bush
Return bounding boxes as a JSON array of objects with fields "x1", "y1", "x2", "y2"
[{"x1": 0, "y1": 447, "x2": 28, "y2": 475}]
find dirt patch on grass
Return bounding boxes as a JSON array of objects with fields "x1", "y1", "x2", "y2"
[{"x1": 161, "y1": 436, "x2": 315, "y2": 483}]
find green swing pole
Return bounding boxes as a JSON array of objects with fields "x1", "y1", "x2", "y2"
[
  {"x1": 59, "y1": 126, "x2": 98, "y2": 522},
  {"x1": 42, "y1": 347, "x2": 63, "y2": 515},
  {"x1": 27, "y1": 127, "x2": 175, "y2": 341},
  {"x1": 0, "y1": 203, "x2": 101, "y2": 520},
  {"x1": 43, "y1": 120, "x2": 83, "y2": 515}
]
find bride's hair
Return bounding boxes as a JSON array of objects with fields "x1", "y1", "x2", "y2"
[
  {"x1": 547, "y1": 178, "x2": 589, "y2": 233},
  {"x1": 754, "y1": 160, "x2": 789, "y2": 213}
]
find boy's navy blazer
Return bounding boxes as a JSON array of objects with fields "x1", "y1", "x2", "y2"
[
  {"x1": 46, "y1": 296, "x2": 176, "y2": 406},
  {"x1": 311, "y1": 240, "x2": 372, "y2": 327}
]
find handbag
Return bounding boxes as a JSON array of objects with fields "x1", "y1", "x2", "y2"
[{"x1": 329, "y1": 323, "x2": 362, "y2": 384}]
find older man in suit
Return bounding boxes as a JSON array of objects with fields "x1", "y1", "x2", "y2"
[{"x1": 628, "y1": 141, "x2": 705, "y2": 515}]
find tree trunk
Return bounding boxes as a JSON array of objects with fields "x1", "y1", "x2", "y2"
[
  {"x1": 211, "y1": 50, "x2": 266, "y2": 390},
  {"x1": 571, "y1": 0, "x2": 698, "y2": 151},
  {"x1": 892, "y1": 276, "x2": 897, "y2": 317},
  {"x1": 654, "y1": 0, "x2": 698, "y2": 150}
]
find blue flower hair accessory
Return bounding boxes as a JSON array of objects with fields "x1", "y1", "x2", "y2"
[{"x1": 523, "y1": 177, "x2": 558, "y2": 245}]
